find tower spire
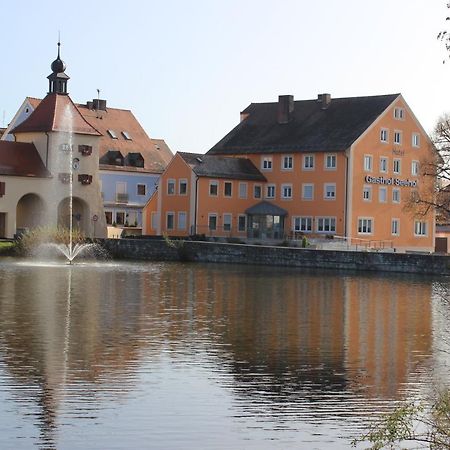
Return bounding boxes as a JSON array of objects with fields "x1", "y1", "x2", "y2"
[{"x1": 47, "y1": 40, "x2": 70, "y2": 95}]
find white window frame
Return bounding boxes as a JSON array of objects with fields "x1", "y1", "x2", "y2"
[
  {"x1": 392, "y1": 188, "x2": 400, "y2": 203},
  {"x1": 411, "y1": 160, "x2": 419, "y2": 176},
  {"x1": 239, "y1": 182, "x2": 248, "y2": 199},
  {"x1": 151, "y1": 212, "x2": 158, "y2": 230},
  {"x1": 364, "y1": 154, "x2": 373, "y2": 172},
  {"x1": 209, "y1": 180, "x2": 218, "y2": 197},
  {"x1": 379, "y1": 186, "x2": 387, "y2": 203},
  {"x1": 166, "y1": 212, "x2": 175, "y2": 230},
  {"x1": 317, "y1": 217, "x2": 336, "y2": 233},
  {"x1": 412, "y1": 133, "x2": 420, "y2": 148},
  {"x1": 208, "y1": 213, "x2": 218, "y2": 231},
  {"x1": 224, "y1": 181, "x2": 233, "y2": 198},
  {"x1": 414, "y1": 220, "x2": 427, "y2": 236},
  {"x1": 179, "y1": 179, "x2": 188, "y2": 196},
  {"x1": 178, "y1": 211, "x2": 187, "y2": 230},
  {"x1": 266, "y1": 184, "x2": 276, "y2": 199},
  {"x1": 238, "y1": 215, "x2": 247, "y2": 232},
  {"x1": 303, "y1": 154, "x2": 315, "y2": 170},
  {"x1": 363, "y1": 185, "x2": 372, "y2": 202},
  {"x1": 394, "y1": 107, "x2": 405, "y2": 120},
  {"x1": 324, "y1": 183, "x2": 336, "y2": 200},
  {"x1": 380, "y1": 157, "x2": 388, "y2": 173},
  {"x1": 302, "y1": 183, "x2": 314, "y2": 201},
  {"x1": 293, "y1": 216, "x2": 313, "y2": 233},
  {"x1": 393, "y1": 158, "x2": 401, "y2": 175},
  {"x1": 167, "y1": 179, "x2": 175, "y2": 195},
  {"x1": 358, "y1": 217, "x2": 373, "y2": 234},
  {"x1": 380, "y1": 128, "x2": 389, "y2": 143},
  {"x1": 282, "y1": 155, "x2": 293, "y2": 170},
  {"x1": 253, "y1": 184, "x2": 262, "y2": 199},
  {"x1": 223, "y1": 213, "x2": 232, "y2": 232},
  {"x1": 261, "y1": 156, "x2": 273, "y2": 171},
  {"x1": 325, "y1": 153, "x2": 337, "y2": 170},
  {"x1": 391, "y1": 218, "x2": 400, "y2": 236},
  {"x1": 394, "y1": 130, "x2": 402, "y2": 145},
  {"x1": 281, "y1": 183, "x2": 293, "y2": 199}
]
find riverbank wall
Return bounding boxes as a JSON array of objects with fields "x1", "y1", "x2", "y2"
[{"x1": 101, "y1": 238, "x2": 450, "y2": 275}]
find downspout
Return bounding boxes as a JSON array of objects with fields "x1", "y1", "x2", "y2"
[
  {"x1": 194, "y1": 176, "x2": 199, "y2": 235},
  {"x1": 344, "y1": 151, "x2": 349, "y2": 237}
]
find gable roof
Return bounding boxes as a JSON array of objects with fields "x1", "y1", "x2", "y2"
[
  {"x1": 208, "y1": 93, "x2": 400, "y2": 155},
  {"x1": 178, "y1": 152, "x2": 266, "y2": 181},
  {"x1": 11, "y1": 93, "x2": 101, "y2": 136},
  {"x1": 0, "y1": 141, "x2": 51, "y2": 177},
  {"x1": 245, "y1": 201, "x2": 288, "y2": 216},
  {"x1": 77, "y1": 103, "x2": 173, "y2": 173}
]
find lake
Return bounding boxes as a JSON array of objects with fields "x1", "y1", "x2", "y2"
[{"x1": 0, "y1": 258, "x2": 448, "y2": 449}]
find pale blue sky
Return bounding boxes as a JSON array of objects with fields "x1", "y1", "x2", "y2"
[{"x1": 1, "y1": 0, "x2": 449, "y2": 153}]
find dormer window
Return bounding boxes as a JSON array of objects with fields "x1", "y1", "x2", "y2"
[
  {"x1": 122, "y1": 131, "x2": 132, "y2": 140},
  {"x1": 107, "y1": 129, "x2": 118, "y2": 139}
]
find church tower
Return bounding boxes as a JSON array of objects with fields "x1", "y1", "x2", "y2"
[{"x1": 47, "y1": 42, "x2": 69, "y2": 95}]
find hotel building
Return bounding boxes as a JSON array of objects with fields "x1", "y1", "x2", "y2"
[{"x1": 144, "y1": 93, "x2": 436, "y2": 253}]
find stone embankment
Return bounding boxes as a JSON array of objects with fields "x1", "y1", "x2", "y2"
[{"x1": 101, "y1": 238, "x2": 450, "y2": 275}]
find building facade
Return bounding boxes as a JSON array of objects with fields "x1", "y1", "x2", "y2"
[{"x1": 144, "y1": 93, "x2": 436, "y2": 253}]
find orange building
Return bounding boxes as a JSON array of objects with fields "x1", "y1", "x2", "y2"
[{"x1": 144, "y1": 93, "x2": 436, "y2": 252}]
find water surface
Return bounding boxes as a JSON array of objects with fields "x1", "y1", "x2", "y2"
[{"x1": 0, "y1": 259, "x2": 448, "y2": 449}]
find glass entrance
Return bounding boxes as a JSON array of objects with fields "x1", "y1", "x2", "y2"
[{"x1": 248, "y1": 214, "x2": 284, "y2": 239}]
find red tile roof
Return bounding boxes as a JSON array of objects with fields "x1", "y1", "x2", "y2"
[
  {"x1": 12, "y1": 94, "x2": 101, "y2": 136},
  {"x1": 0, "y1": 141, "x2": 51, "y2": 177}
]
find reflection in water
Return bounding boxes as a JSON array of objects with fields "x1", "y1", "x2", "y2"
[{"x1": 0, "y1": 259, "x2": 445, "y2": 449}]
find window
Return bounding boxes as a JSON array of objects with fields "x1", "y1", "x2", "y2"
[
  {"x1": 358, "y1": 218, "x2": 373, "y2": 234},
  {"x1": 254, "y1": 184, "x2": 262, "y2": 199},
  {"x1": 224, "y1": 181, "x2": 232, "y2": 197},
  {"x1": 394, "y1": 107, "x2": 405, "y2": 120},
  {"x1": 116, "y1": 182, "x2": 127, "y2": 202},
  {"x1": 238, "y1": 215, "x2": 247, "y2": 232},
  {"x1": 167, "y1": 179, "x2": 175, "y2": 195},
  {"x1": 379, "y1": 187, "x2": 387, "y2": 203},
  {"x1": 411, "y1": 160, "x2": 419, "y2": 176},
  {"x1": 393, "y1": 159, "x2": 401, "y2": 174},
  {"x1": 282, "y1": 184, "x2": 293, "y2": 199},
  {"x1": 363, "y1": 185, "x2": 372, "y2": 201},
  {"x1": 266, "y1": 184, "x2": 275, "y2": 199},
  {"x1": 302, "y1": 184, "x2": 314, "y2": 200},
  {"x1": 137, "y1": 184, "x2": 146, "y2": 196},
  {"x1": 151, "y1": 212, "x2": 158, "y2": 230},
  {"x1": 380, "y1": 128, "x2": 388, "y2": 143},
  {"x1": 121, "y1": 131, "x2": 132, "y2": 140},
  {"x1": 107, "y1": 129, "x2": 118, "y2": 139},
  {"x1": 239, "y1": 182, "x2": 248, "y2": 199},
  {"x1": 391, "y1": 218, "x2": 400, "y2": 236},
  {"x1": 116, "y1": 211, "x2": 125, "y2": 225},
  {"x1": 293, "y1": 216, "x2": 313, "y2": 233},
  {"x1": 262, "y1": 157, "x2": 273, "y2": 170},
  {"x1": 166, "y1": 212, "x2": 174, "y2": 230},
  {"x1": 364, "y1": 155, "x2": 373, "y2": 172},
  {"x1": 105, "y1": 211, "x2": 113, "y2": 225},
  {"x1": 394, "y1": 131, "x2": 402, "y2": 145},
  {"x1": 325, "y1": 154, "x2": 337, "y2": 170},
  {"x1": 317, "y1": 217, "x2": 336, "y2": 233},
  {"x1": 208, "y1": 214, "x2": 217, "y2": 231},
  {"x1": 282, "y1": 155, "x2": 293, "y2": 170},
  {"x1": 412, "y1": 133, "x2": 420, "y2": 148},
  {"x1": 414, "y1": 221, "x2": 427, "y2": 236},
  {"x1": 303, "y1": 155, "x2": 315, "y2": 170},
  {"x1": 324, "y1": 183, "x2": 336, "y2": 200},
  {"x1": 209, "y1": 180, "x2": 218, "y2": 196},
  {"x1": 380, "y1": 157, "x2": 388, "y2": 173},
  {"x1": 223, "y1": 213, "x2": 232, "y2": 232},
  {"x1": 178, "y1": 212, "x2": 187, "y2": 230},
  {"x1": 392, "y1": 188, "x2": 400, "y2": 203},
  {"x1": 179, "y1": 179, "x2": 187, "y2": 195}
]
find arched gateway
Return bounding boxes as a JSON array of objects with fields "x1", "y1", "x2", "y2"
[
  {"x1": 57, "y1": 197, "x2": 90, "y2": 235},
  {"x1": 16, "y1": 193, "x2": 47, "y2": 235}
]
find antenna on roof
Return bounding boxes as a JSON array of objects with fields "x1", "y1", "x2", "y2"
[{"x1": 96, "y1": 88, "x2": 100, "y2": 118}]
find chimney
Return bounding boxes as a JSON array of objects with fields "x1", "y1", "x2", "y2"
[
  {"x1": 92, "y1": 98, "x2": 107, "y2": 111},
  {"x1": 318, "y1": 93, "x2": 331, "y2": 109},
  {"x1": 278, "y1": 95, "x2": 294, "y2": 124}
]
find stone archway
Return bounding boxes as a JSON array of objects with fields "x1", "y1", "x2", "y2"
[
  {"x1": 57, "y1": 197, "x2": 90, "y2": 235},
  {"x1": 16, "y1": 193, "x2": 47, "y2": 234}
]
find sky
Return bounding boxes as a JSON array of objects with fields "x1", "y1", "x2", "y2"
[{"x1": 1, "y1": 0, "x2": 450, "y2": 154}]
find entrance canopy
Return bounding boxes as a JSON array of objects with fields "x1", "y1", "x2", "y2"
[
  {"x1": 245, "y1": 201, "x2": 287, "y2": 240},
  {"x1": 245, "y1": 201, "x2": 288, "y2": 216}
]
